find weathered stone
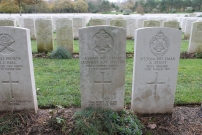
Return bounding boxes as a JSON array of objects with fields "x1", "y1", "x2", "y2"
[
  {"x1": 89, "y1": 19, "x2": 107, "y2": 26},
  {"x1": 73, "y1": 18, "x2": 84, "y2": 39},
  {"x1": 56, "y1": 18, "x2": 73, "y2": 53},
  {"x1": 143, "y1": 20, "x2": 161, "y2": 27},
  {"x1": 188, "y1": 22, "x2": 202, "y2": 53},
  {"x1": 24, "y1": 18, "x2": 36, "y2": 39},
  {"x1": 0, "y1": 27, "x2": 38, "y2": 113},
  {"x1": 0, "y1": 19, "x2": 15, "y2": 26},
  {"x1": 110, "y1": 20, "x2": 127, "y2": 28},
  {"x1": 79, "y1": 26, "x2": 126, "y2": 111},
  {"x1": 35, "y1": 19, "x2": 53, "y2": 53},
  {"x1": 163, "y1": 21, "x2": 179, "y2": 29},
  {"x1": 131, "y1": 28, "x2": 182, "y2": 114}
]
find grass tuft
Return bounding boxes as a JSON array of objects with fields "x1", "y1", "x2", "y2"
[
  {"x1": 71, "y1": 107, "x2": 143, "y2": 135},
  {"x1": 50, "y1": 46, "x2": 72, "y2": 59}
]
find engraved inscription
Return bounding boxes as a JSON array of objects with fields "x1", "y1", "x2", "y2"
[
  {"x1": 0, "y1": 33, "x2": 15, "y2": 55},
  {"x1": 94, "y1": 72, "x2": 112, "y2": 99},
  {"x1": 149, "y1": 31, "x2": 170, "y2": 57},
  {"x1": 2, "y1": 72, "x2": 19, "y2": 99},
  {"x1": 147, "y1": 72, "x2": 165, "y2": 100},
  {"x1": 92, "y1": 29, "x2": 113, "y2": 54}
]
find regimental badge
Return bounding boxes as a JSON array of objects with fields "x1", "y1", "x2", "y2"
[
  {"x1": 0, "y1": 33, "x2": 15, "y2": 55},
  {"x1": 197, "y1": 24, "x2": 202, "y2": 31},
  {"x1": 149, "y1": 31, "x2": 170, "y2": 57},
  {"x1": 114, "y1": 21, "x2": 122, "y2": 27},
  {"x1": 92, "y1": 29, "x2": 113, "y2": 54}
]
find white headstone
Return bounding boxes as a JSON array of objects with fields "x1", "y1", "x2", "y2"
[
  {"x1": 79, "y1": 26, "x2": 126, "y2": 111},
  {"x1": 143, "y1": 20, "x2": 161, "y2": 28},
  {"x1": 188, "y1": 22, "x2": 202, "y2": 53},
  {"x1": 35, "y1": 19, "x2": 53, "y2": 53},
  {"x1": 56, "y1": 18, "x2": 74, "y2": 53},
  {"x1": 73, "y1": 18, "x2": 84, "y2": 39},
  {"x1": 89, "y1": 19, "x2": 107, "y2": 26},
  {"x1": 163, "y1": 21, "x2": 179, "y2": 29},
  {"x1": 24, "y1": 18, "x2": 36, "y2": 39},
  {"x1": 131, "y1": 28, "x2": 182, "y2": 114},
  {"x1": 0, "y1": 27, "x2": 38, "y2": 113},
  {"x1": 126, "y1": 18, "x2": 136, "y2": 39},
  {"x1": 110, "y1": 20, "x2": 127, "y2": 28},
  {"x1": 184, "y1": 19, "x2": 198, "y2": 40},
  {"x1": 137, "y1": 18, "x2": 147, "y2": 28}
]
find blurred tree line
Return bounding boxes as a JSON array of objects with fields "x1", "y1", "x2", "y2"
[
  {"x1": 0, "y1": 0, "x2": 201, "y2": 14},
  {"x1": 121, "y1": 0, "x2": 202, "y2": 14}
]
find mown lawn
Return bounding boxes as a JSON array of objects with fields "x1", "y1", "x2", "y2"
[{"x1": 32, "y1": 38, "x2": 202, "y2": 108}]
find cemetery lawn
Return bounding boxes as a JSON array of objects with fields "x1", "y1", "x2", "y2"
[{"x1": 34, "y1": 58, "x2": 202, "y2": 108}]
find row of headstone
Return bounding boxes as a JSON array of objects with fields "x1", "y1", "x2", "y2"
[{"x1": 0, "y1": 25, "x2": 200, "y2": 115}]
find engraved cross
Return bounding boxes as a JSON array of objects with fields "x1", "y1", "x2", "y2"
[
  {"x1": 147, "y1": 72, "x2": 165, "y2": 99},
  {"x1": 2, "y1": 72, "x2": 19, "y2": 99},
  {"x1": 94, "y1": 72, "x2": 111, "y2": 99}
]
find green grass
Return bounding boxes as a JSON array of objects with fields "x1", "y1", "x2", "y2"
[
  {"x1": 32, "y1": 38, "x2": 201, "y2": 108},
  {"x1": 34, "y1": 58, "x2": 202, "y2": 108}
]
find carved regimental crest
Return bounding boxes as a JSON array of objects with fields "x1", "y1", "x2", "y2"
[
  {"x1": 148, "y1": 22, "x2": 156, "y2": 27},
  {"x1": 114, "y1": 21, "x2": 122, "y2": 27},
  {"x1": 93, "y1": 21, "x2": 102, "y2": 25},
  {"x1": 92, "y1": 29, "x2": 113, "y2": 54},
  {"x1": 197, "y1": 24, "x2": 202, "y2": 31},
  {"x1": 149, "y1": 31, "x2": 170, "y2": 57},
  {"x1": 0, "y1": 33, "x2": 15, "y2": 55}
]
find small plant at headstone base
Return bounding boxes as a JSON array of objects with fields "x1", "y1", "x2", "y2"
[
  {"x1": 47, "y1": 105, "x2": 71, "y2": 134},
  {"x1": 70, "y1": 107, "x2": 143, "y2": 135},
  {"x1": 170, "y1": 9, "x2": 176, "y2": 13},
  {"x1": 50, "y1": 46, "x2": 72, "y2": 59},
  {"x1": 195, "y1": 52, "x2": 202, "y2": 58}
]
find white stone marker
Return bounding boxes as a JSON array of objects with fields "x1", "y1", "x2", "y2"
[
  {"x1": 79, "y1": 26, "x2": 126, "y2": 111},
  {"x1": 110, "y1": 19, "x2": 127, "y2": 28},
  {"x1": 35, "y1": 19, "x2": 53, "y2": 53},
  {"x1": 24, "y1": 18, "x2": 36, "y2": 39},
  {"x1": 89, "y1": 19, "x2": 107, "y2": 26},
  {"x1": 163, "y1": 21, "x2": 179, "y2": 29},
  {"x1": 184, "y1": 19, "x2": 198, "y2": 40},
  {"x1": 188, "y1": 22, "x2": 202, "y2": 53},
  {"x1": 0, "y1": 27, "x2": 38, "y2": 113},
  {"x1": 131, "y1": 28, "x2": 181, "y2": 114},
  {"x1": 127, "y1": 18, "x2": 136, "y2": 39},
  {"x1": 56, "y1": 18, "x2": 74, "y2": 53},
  {"x1": 73, "y1": 18, "x2": 84, "y2": 39},
  {"x1": 143, "y1": 20, "x2": 161, "y2": 28}
]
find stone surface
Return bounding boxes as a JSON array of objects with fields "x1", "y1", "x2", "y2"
[
  {"x1": 73, "y1": 18, "x2": 84, "y2": 39},
  {"x1": 89, "y1": 19, "x2": 107, "y2": 26},
  {"x1": 184, "y1": 19, "x2": 198, "y2": 40},
  {"x1": 35, "y1": 19, "x2": 53, "y2": 53},
  {"x1": 23, "y1": 18, "x2": 36, "y2": 39},
  {"x1": 137, "y1": 18, "x2": 147, "y2": 28},
  {"x1": 79, "y1": 26, "x2": 126, "y2": 111},
  {"x1": 0, "y1": 19, "x2": 15, "y2": 26},
  {"x1": 143, "y1": 20, "x2": 161, "y2": 27},
  {"x1": 163, "y1": 21, "x2": 179, "y2": 29},
  {"x1": 188, "y1": 22, "x2": 202, "y2": 53},
  {"x1": 0, "y1": 27, "x2": 38, "y2": 113},
  {"x1": 131, "y1": 28, "x2": 182, "y2": 114},
  {"x1": 110, "y1": 19, "x2": 127, "y2": 28},
  {"x1": 56, "y1": 18, "x2": 74, "y2": 53},
  {"x1": 126, "y1": 18, "x2": 136, "y2": 39}
]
